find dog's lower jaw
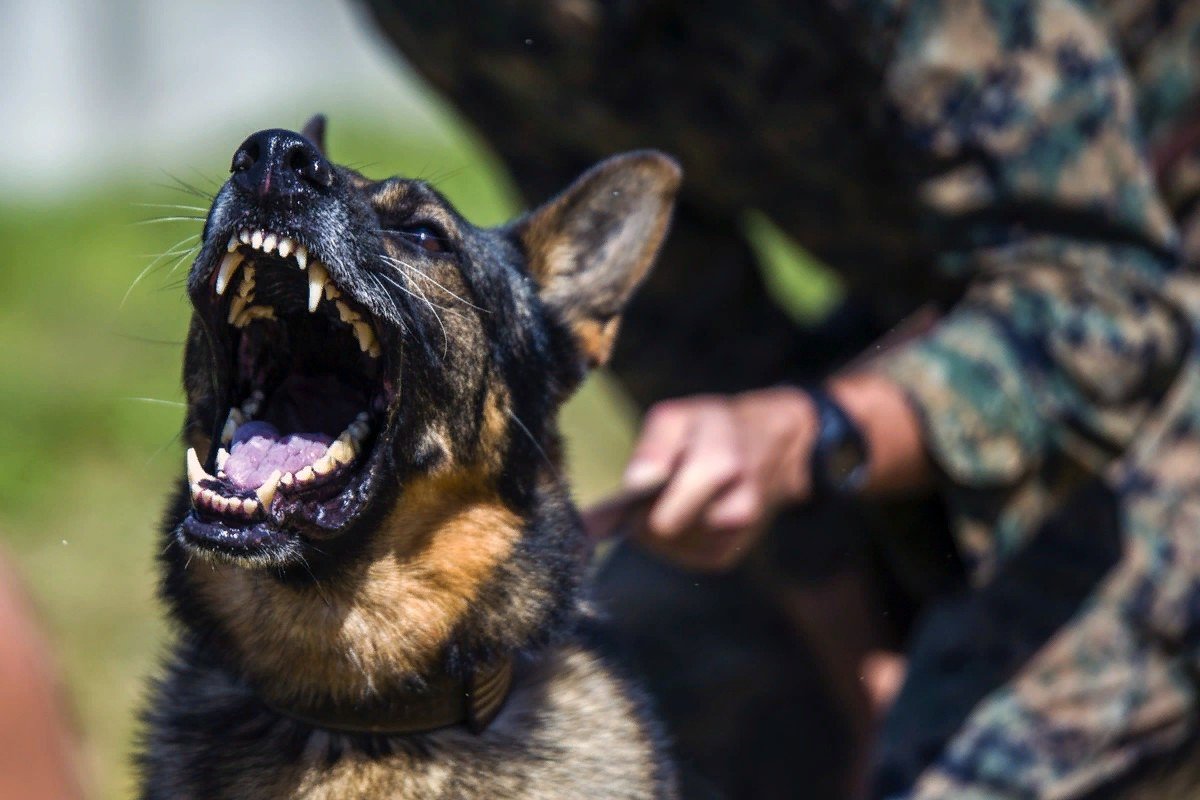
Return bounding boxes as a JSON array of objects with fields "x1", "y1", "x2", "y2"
[{"x1": 139, "y1": 642, "x2": 677, "y2": 799}]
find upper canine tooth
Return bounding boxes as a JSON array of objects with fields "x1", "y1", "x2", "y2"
[
  {"x1": 307, "y1": 262, "x2": 329, "y2": 313},
  {"x1": 262, "y1": 233, "x2": 278, "y2": 254},
  {"x1": 215, "y1": 252, "x2": 242, "y2": 296},
  {"x1": 186, "y1": 447, "x2": 210, "y2": 489},
  {"x1": 352, "y1": 321, "x2": 377, "y2": 354},
  {"x1": 294, "y1": 245, "x2": 308, "y2": 270},
  {"x1": 251, "y1": 230, "x2": 264, "y2": 250},
  {"x1": 277, "y1": 238, "x2": 294, "y2": 258}
]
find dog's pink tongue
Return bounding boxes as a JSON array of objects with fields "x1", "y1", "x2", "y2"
[{"x1": 223, "y1": 421, "x2": 332, "y2": 491}]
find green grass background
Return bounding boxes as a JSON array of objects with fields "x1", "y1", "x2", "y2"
[{"x1": 0, "y1": 112, "x2": 835, "y2": 799}]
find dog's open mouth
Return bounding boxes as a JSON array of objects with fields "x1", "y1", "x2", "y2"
[{"x1": 181, "y1": 226, "x2": 395, "y2": 556}]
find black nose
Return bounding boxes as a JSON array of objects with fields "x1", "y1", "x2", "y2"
[{"x1": 230, "y1": 129, "x2": 333, "y2": 198}]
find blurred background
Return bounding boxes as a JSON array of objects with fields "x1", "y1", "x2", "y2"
[{"x1": 0, "y1": 2, "x2": 834, "y2": 798}]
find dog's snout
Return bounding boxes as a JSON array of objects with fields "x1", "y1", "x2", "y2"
[{"x1": 230, "y1": 129, "x2": 333, "y2": 198}]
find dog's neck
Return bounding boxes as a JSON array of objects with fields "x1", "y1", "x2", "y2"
[{"x1": 181, "y1": 468, "x2": 565, "y2": 709}]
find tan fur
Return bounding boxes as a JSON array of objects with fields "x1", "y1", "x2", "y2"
[
  {"x1": 519, "y1": 152, "x2": 681, "y2": 367},
  {"x1": 191, "y1": 469, "x2": 522, "y2": 705}
]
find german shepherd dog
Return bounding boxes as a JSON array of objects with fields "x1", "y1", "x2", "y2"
[{"x1": 138, "y1": 116, "x2": 681, "y2": 799}]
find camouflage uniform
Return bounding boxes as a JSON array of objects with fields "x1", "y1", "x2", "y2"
[{"x1": 366, "y1": 1, "x2": 1200, "y2": 797}]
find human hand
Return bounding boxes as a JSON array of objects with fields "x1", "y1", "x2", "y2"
[{"x1": 588, "y1": 388, "x2": 817, "y2": 571}]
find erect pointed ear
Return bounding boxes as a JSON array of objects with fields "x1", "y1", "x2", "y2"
[
  {"x1": 301, "y1": 114, "x2": 327, "y2": 154},
  {"x1": 512, "y1": 150, "x2": 682, "y2": 369}
]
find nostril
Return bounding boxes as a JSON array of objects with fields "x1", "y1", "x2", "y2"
[
  {"x1": 231, "y1": 143, "x2": 258, "y2": 174},
  {"x1": 290, "y1": 145, "x2": 333, "y2": 189}
]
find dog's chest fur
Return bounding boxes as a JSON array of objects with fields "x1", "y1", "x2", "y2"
[{"x1": 142, "y1": 645, "x2": 672, "y2": 799}]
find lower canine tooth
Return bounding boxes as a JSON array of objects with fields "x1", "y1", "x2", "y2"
[
  {"x1": 308, "y1": 262, "x2": 329, "y2": 313},
  {"x1": 186, "y1": 447, "x2": 209, "y2": 489},
  {"x1": 256, "y1": 470, "x2": 283, "y2": 508},
  {"x1": 228, "y1": 294, "x2": 249, "y2": 324}
]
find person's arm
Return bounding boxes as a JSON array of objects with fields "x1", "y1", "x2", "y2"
[{"x1": 605, "y1": 0, "x2": 1189, "y2": 573}]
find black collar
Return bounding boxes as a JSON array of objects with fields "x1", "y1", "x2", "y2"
[{"x1": 264, "y1": 657, "x2": 515, "y2": 736}]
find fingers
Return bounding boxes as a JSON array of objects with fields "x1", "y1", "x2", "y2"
[
  {"x1": 623, "y1": 400, "x2": 696, "y2": 493},
  {"x1": 646, "y1": 416, "x2": 741, "y2": 536}
]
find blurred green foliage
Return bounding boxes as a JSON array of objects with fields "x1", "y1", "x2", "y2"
[{"x1": 0, "y1": 114, "x2": 833, "y2": 800}]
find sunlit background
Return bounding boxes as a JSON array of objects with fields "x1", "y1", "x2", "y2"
[{"x1": 0, "y1": 2, "x2": 644, "y2": 797}]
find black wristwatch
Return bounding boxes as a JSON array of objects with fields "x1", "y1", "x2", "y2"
[{"x1": 806, "y1": 386, "x2": 870, "y2": 498}]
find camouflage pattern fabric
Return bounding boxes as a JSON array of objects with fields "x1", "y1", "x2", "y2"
[{"x1": 364, "y1": 0, "x2": 1200, "y2": 797}]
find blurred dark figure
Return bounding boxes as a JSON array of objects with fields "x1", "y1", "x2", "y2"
[
  {"x1": 0, "y1": 550, "x2": 86, "y2": 800},
  {"x1": 366, "y1": 2, "x2": 1200, "y2": 798}
]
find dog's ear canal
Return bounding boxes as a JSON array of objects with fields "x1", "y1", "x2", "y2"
[
  {"x1": 511, "y1": 150, "x2": 682, "y2": 370},
  {"x1": 301, "y1": 114, "x2": 327, "y2": 154}
]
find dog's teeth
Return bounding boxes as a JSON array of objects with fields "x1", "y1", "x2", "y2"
[
  {"x1": 295, "y1": 466, "x2": 315, "y2": 483},
  {"x1": 251, "y1": 230, "x2": 264, "y2": 250},
  {"x1": 215, "y1": 447, "x2": 230, "y2": 470},
  {"x1": 215, "y1": 252, "x2": 242, "y2": 296},
  {"x1": 277, "y1": 237, "x2": 294, "y2": 258},
  {"x1": 226, "y1": 235, "x2": 239, "y2": 252},
  {"x1": 335, "y1": 300, "x2": 358, "y2": 323},
  {"x1": 347, "y1": 420, "x2": 369, "y2": 441},
  {"x1": 239, "y1": 229, "x2": 251, "y2": 245},
  {"x1": 241, "y1": 497, "x2": 259, "y2": 515},
  {"x1": 329, "y1": 437, "x2": 355, "y2": 464},
  {"x1": 228, "y1": 294, "x2": 249, "y2": 324},
  {"x1": 324, "y1": 282, "x2": 340, "y2": 300},
  {"x1": 307, "y1": 262, "x2": 329, "y2": 313},
  {"x1": 312, "y1": 454, "x2": 337, "y2": 476},
  {"x1": 352, "y1": 321, "x2": 378, "y2": 354},
  {"x1": 237, "y1": 264, "x2": 256, "y2": 298},
  {"x1": 280, "y1": 472, "x2": 294, "y2": 487},
  {"x1": 262, "y1": 233, "x2": 278, "y2": 254},
  {"x1": 186, "y1": 447, "x2": 210, "y2": 489},
  {"x1": 367, "y1": 342, "x2": 382, "y2": 359},
  {"x1": 256, "y1": 470, "x2": 283, "y2": 508},
  {"x1": 295, "y1": 245, "x2": 308, "y2": 270},
  {"x1": 232, "y1": 305, "x2": 275, "y2": 328}
]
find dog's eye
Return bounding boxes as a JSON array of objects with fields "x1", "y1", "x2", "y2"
[{"x1": 393, "y1": 224, "x2": 448, "y2": 254}]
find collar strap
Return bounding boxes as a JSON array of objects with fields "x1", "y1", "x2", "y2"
[{"x1": 264, "y1": 657, "x2": 515, "y2": 736}]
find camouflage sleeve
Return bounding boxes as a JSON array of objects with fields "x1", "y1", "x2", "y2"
[{"x1": 854, "y1": 0, "x2": 1186, "y2": 486}]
